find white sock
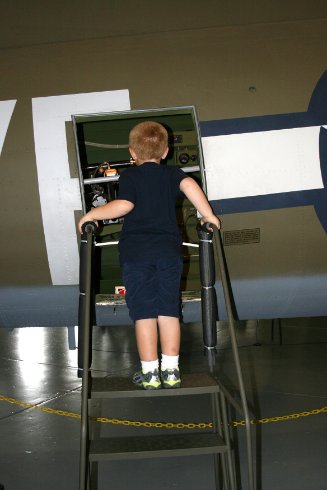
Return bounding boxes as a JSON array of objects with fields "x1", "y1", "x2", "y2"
[
  {"x1": 141, "y1": 359, "x2": 159, "y2": 373},
  {"x1": 161, "y1": 354, "x2": 179, "y2": 371}
]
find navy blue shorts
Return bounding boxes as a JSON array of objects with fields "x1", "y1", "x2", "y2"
[{"x1": 121, "y1": 256, "x2": 183, "y2": 321}]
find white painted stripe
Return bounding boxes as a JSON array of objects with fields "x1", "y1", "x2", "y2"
[
  {"x1": 32, "y1": 90, "x2": 130, "y2": 286},
  {"x1": 202, "y1": 126, "x2": 325, "y2": 201},
  {"x1": 0, "y1": 100, "x2": 16, "y2": 156}
]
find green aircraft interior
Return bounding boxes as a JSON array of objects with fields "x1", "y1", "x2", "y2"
[{"x1": 72, "y1": 107, "x2": 203, "y2": 295}]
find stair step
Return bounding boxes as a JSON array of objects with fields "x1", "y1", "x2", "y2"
[
  {"x1": 89, "y1": 432, "x2": 227, "y2": 461},
  {"x1": 91, "y1": 372, "x2": 220, "y2": 398}
]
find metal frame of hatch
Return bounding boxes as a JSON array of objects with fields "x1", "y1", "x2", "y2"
[{"x1": 71, "y1": 105, "x2": 207, "y2": 214}]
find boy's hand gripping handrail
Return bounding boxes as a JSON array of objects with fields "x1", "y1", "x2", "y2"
[{"x1": 81, "y1": 221, "x2": 98, "y2": 235}]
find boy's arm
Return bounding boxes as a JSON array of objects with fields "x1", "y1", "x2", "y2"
[
  {"x1": 180, "y1": 177, "x2": 221, "y2": 229},
  {"x1": 78, "y1": 199, "x2": 134, "y2": 234}
]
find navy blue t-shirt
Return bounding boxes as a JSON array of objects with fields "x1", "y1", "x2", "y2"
[{"x1": 118, "y1": 162, "x2": 188, "y2": 263}]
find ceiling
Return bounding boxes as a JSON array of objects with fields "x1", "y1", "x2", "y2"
[{"x1": 1, "y1": 0, "x2": 327, "y2": 50}]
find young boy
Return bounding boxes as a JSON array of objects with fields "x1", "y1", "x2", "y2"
[{"x1": 78, "y1": 121, "x2": 220, "y2": 389}]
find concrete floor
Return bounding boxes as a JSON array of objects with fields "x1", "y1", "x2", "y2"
[{"x1": 0, "y1": 317, "x2": 327, "y2": 490}]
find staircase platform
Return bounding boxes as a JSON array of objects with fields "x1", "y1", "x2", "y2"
[
  {"x1": 88, "y1": 373, "x2": 227, "y2": 463},
  {"x1": 90, "y1": 372, "x2": 220, "y2": 398}
]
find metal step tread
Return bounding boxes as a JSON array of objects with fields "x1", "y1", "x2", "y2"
[
  {"x1": 89, "y1": 432, "x2": 227, "y2": 461},
  {"x1": 90, "y1": 372, "x2": 220, "y2": 398}
]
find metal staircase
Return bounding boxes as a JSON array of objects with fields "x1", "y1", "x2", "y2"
[{"x1": 78, "y1": 222, "x2": 254, "y2": 490}]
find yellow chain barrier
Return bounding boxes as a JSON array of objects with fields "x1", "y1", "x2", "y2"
[{"x1": 1, "y1": 394, "x2": 326, "y2": 429}]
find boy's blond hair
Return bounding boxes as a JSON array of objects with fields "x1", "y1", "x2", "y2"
[{"x1": 129, "y1": 121, "x2": 168, "y2": 161}]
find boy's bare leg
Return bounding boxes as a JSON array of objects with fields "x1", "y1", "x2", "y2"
[
  {"x1": 158, "y1": 316, "x2": 181, "y2": 388},
  {"x1": 135, "y1": 318, "x2": 158, "y2": 361},
  {"x1": 157, "y1": 316, "x2": 180, "y2": 355}
]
